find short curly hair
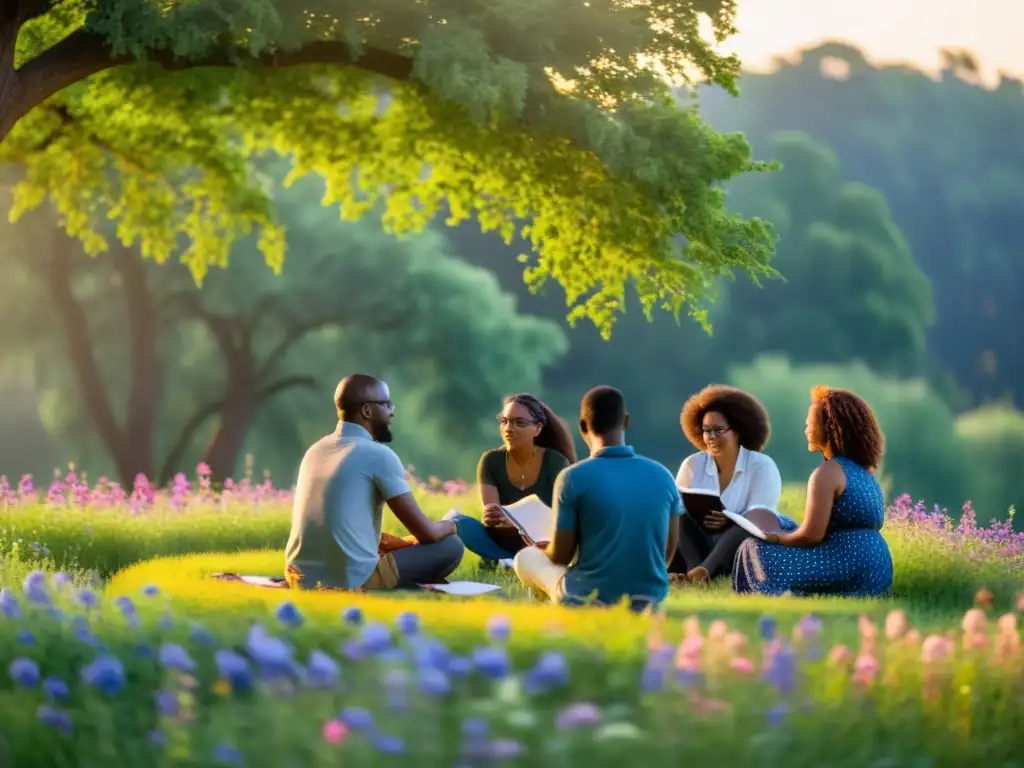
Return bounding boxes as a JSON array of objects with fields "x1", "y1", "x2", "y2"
[
  {"x1": 808, "y1": 386, "x2": 884, "y2": 469},
  {"x1": 680, "y1": 385, "x2": 771, "y2": 452}
]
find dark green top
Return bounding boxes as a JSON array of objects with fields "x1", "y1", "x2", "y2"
[{"x1": 476, "y1": 447, "x2": 571, "y2": 507}]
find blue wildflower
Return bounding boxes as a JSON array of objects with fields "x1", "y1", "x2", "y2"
[
  {"x1": 9, "y1": 657, "x2": 40, "y2": 688},
  {"x1": 17, "y1": 629, "x2": 36, "y2": 646},
  {"x1": 214, "y1": 650, "x2": 253, "y2": 694},
  {"x1": 148, "y1": 729, "x2": 166, "y2": 747},
  {"x1": 375, "y1": 648, "x2": 407, "y2": 665},
  {"x1": 640, "y1": 645, "x2": 672, "y2": 693},
  {"x1": 524, "y1": 651, "x2": 569, "y2": 693},
  {"x1": 557, "y1": 702, "x2": 602, "y2": 729},
  {"x1": 758, "y1": 615, "x2": 778, "y2": 641},
  {"x1": 37, "y1": 705, "x2": 72, "y2": 736},
  {"x1": 418, "y1": 667, "x2": 451, "y2": 697},
  {"x1": 76, "y1": 588, "x2": 98, "y2": 609},
  {"x1": 159, "y1": 612, "x2": 174, "y2": 631},
  {"x1": 410, "y1": 637, "x2": 450, "y2": 671},
  {"x1": 158, "y1": 643, "x2": 196, "y2": 673},
  {"x1": 372, "y1": 734, "x2": 406, "y2": 755},
  {"x1": 115, "y1": 596, "x2": 136, "y2": 616},
  {"x1": 395, "y1": 611, "x2": 419, "y2": 636},
  {"x1": 141, "y1": 585, "x2": 159, "y2": 597},
  {"x1": 766, "y1": 702, "x2": 789, "y2": 728},
  {"x1": 488, "y1": 738, "x2": 526, "y2": 760},
  {"x1": 23, "y1": 571, "x2": 50, "y2": 605},
  {"x1": 471, "y1": 647, "x2": 510, "y2": 680},
  {"x1": 135, "y1": 643, "x2": 154, "y2": 660},
  {"x1": 382, "y1": 669, "x2": 409, "y2": 710},
  {"x1": 338, "y1": 706, "x2": 375, "y2": 732},
  {"x1": 245, "y1": 624, "x2": 298, "y2": 680},
  {"x1": 43, "y1": 677, "x2": 70, "y2": 703},
  {"x1": 486, "y1": 614, "x2": 511, "y2": 643},
  {"x1": 306, "y1": 650, "x2": 341, "y2": 689},
  {"x1": 764, "y1": 646, "x2": 798, "y2": 695},
  {"x1": 341, "y1": 607, "x2": 362, "y2": 625},
  {"x1": 190, "y1": 624, "x2": 215, "y2": 646},
  {"x1": 81, "y1": 654, "x2": 126, "y2": 697},
  {"x1": 359, "y1": 623, "x2": 392, "y2": 654},
  {"x1": 447, "y1": 656, "x2": 473, "y2": 679},
  {"x1": 274, "y1": 601, "x2": 303, "y2": 629},
  {"x1": 51, "y1": 572, "x2": 73, "y2": 590},
  {"x1": 0, "y1": 588, "x2": 19, "y2": 618},
  {"x1": 213, "y1": 743, "x2": 244, "y2": 766},
  {"x1": 155, "y1": 689, "x2": 178, "y2": 717}
]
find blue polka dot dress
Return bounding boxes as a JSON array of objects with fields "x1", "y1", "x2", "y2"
[{"x1": 732, "y1": 457, "x2": 894, "y2": 597}]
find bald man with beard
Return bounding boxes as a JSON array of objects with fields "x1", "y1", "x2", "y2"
[{"x1": 284, "y1": 374, "x2": 464, "y2": 591}]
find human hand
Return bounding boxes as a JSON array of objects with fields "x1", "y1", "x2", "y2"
[
  {"x1": 483, "y1": 504, "x2": 514, "y2": 528},
  {"x1": 764, "y1": 532, "x2": 782, "y2": 545},
  {"x1": 703, "y1": 511, "x2": 729, "y2": 531}
]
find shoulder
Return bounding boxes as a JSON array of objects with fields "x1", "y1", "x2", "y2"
[
  {"x1": 632, "y1": 454, "x2": 678, "y2": 484},
  {"x1": 366, "y1": 441, "x2": 404, "y2": 466},
  {"x1": 812, "y1": 458, "x2": 847, "y2": 483},
  {"x1": 679, "y1": 452, "x2": 705, "y2": 472},
  {"x1": 478, "y1": 447, "x2": 506, "y2": 465},
  {"x1": 543, "y1": 448, "x2": 571, "y2": 469},
  {"x1": 745, "y1": 450, "x2": 781, "y2": 474}
]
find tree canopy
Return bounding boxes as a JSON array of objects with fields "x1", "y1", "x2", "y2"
[{"x1": 0, "y1": 0, "x2": 777, "y2": 337}]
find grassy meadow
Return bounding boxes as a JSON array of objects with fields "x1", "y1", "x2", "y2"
[{"x1": 0, "y1": 468, "x2": 1022, "y2": 765}]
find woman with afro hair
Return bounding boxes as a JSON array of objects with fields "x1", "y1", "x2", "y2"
[
  {"x1": 733, "y1": 386, "x2": 894, "y2": 597},
  {"x1": 671, "y1": 385, "x2": 789, "y2": 584}
]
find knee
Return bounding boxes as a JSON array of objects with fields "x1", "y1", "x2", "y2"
[
  {"x1": 745, "y1": 507, "x2": 780, "y2": 530},
  {"x1": 450, "y1": 514, "x2": 482, "y2": 538},
  {"x1": 512, "y1": 546, "x2": 543, "y2": 578},
  {"x1": 438, "y1": 534, "x2": 466, "y2": 566}
]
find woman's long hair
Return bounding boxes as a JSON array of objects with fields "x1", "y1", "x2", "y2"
[{"x1": 504, "y1": 393, "x2": 578, "y2": 463}]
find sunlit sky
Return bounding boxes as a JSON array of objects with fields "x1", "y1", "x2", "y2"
[{"x1": 720, "y1": 0, "x2": 1015, "y2": 85}]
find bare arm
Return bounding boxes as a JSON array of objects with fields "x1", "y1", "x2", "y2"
[
  {"x1": 386, "y1": 493, "x2": 456, "y2": 544},
  {"x1": 547, "y1": 471, "x2": 579, "y2": 566},
  {"x1": 665, "y1": 515, "x2": 680, "y2": 565},
  {"x1": 769, "y1": 462, "x2": 844, "y2": 547}
]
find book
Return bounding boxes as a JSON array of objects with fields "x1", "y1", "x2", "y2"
[
  {"x1": 500, "y1": 494, "x2": 554, "y2": 545},
  {"x1": 678, "y1": 488, "x2": 768, "y2": 541},
  {"x1": 419, "y1": 581, "x2": 503, "y2": 596}
]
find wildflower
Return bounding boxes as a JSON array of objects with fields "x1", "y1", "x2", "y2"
[
  {"x1": 43, "y1": 677, "x2": 70, "y2": 703},
  {"x1": 395, "y1": 611, "x2": 419, "y2": 636},
  {"x1": 245, "y1": 624, "x2": 297, "y2": 680},
  {"x1": 159, "y1": 644, "x2": 197, "y2": 673},
  {"x1": 853, "y1": 654, "x2": 879, "y2": 686},
  {"x1": 410, "y1": 637, "x2": 451, "y2": 671},
  {"x1": 707, "y1": 620, "x2": 729, "y2": 641},
  {"x1": 724, "y1": 631, "x2": 747, "y2": 655},
  {"x1": 81, "y1": 654, "x2": 127, "y2": 697},
  {"x1": 212, "y1": 743, "x2": 244, "y2": 766},
  {"x1": 997, "y1": 613, "x2": 1018, "y2": 633},
  {"x1": 51, "y1": 572, "x2": 73, "y2": 591},
  {"x1": 306, "y1": 650, "x2": 341, "y2": 689},
  {"x1": 884, "y1": 610, "x2": 909, "y2": 640},
  {"x1": 0, "y1": 588, "x2": 20, "y2": 618},
  {"x1": 148, "y1": 729, "x2": 166, "y2": 747},
  {"x1": 17, "y1": 629, "x2": 35, "y2": 646},
  {"x1": 524, "y1": 651, "x2": 569, "y2": 693},
  {"x1": 338, "y1": 707, "x2": 375, "y2": 732},
  {"x1": 190, "y1": 624, "x2": 215, "y2": 646},
  {"x1": 418, "y1": 667, "x2": 452, "y2": 697},
  {"x1": 858, "y1": 615, "x2": 878, "y2": 653},
  {"x1": 488, "y1": 738, "x2": 526, "y2": 760},
  {"x1": 155, "y1": 689, "x2": 178, "y2": 717},
  {"x1": 730, "y1": 657, "x2": 754, "y2": 675},
  {"x1": 37, "y1": 705, "x2": 72, "y2": 736},
  {"x1": 595, "y1": 722, "x2": 642, "y2": 741},
  {"x1": 23, "y1": 571, "x2": 49, "y2": 605},
  {"x1": 828, "y1": 644, "x2": 853, "y2": 669},
  {"x1": 211, "y1": 680, "x2": 231, "y2": 696},
  {"x1": 764, "y1": 645, "x2": 798, "y2": 694},
  {"x1": 472, "y1": 646, "x2": 510, "y2": 680},
  {"x1": 486, "y1": 614, "x2": 511, "y2": 643},
  {"x1": 76, "y1": 588, "x2": 98, "y2": 609},
  {"x1": 962, "y1": 608, "x2": 987, "y2": 634},
  {"x1": 359, "y1": 623, "x2": 392, "y2": 654},
  {"x1": 142, "y1": 585, "x2": 160, "y2": 598},
  {"x1": 371, "y1": 734, "x2": 406, "y2": 755},
  {"x1": 921, "y1": 635, "x2": 954, "y2": 664},
  {"x1": 115, "y1": 596, "x2": 136, "y2": 617},
  {"x1": 341, "y1": 606, "x2": 363, "y2": 625},
  {"x1": 1015, "y1": 593, "x2": 1024, "y2": 613},
  {"x1": 557, "y1": 702, "x2": 602, "y2": 729},
  {"x1": 974, "y1": 588, "x2": 994, "y2": 609},
  {"x1": 322, "y1": 720, "x2": 349, "y2": 744},
  {"x1": 274, "y1": 601, "x2": 303, "y2": 629},
  {"x1": 758, "y1": 616, "x2": 777, "y2": 641},
  {"x1": 766, "y1": 703, "x2": 789, "y2": 728},
  {"x1": 9, "y1": 658, "x2": 40, "y2": 688}
]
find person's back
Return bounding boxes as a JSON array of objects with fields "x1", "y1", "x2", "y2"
[
  {"x1": 560, "y1": 448, "x2": 680, "y2": 607},
  {"x1": 285, "y1": 424, "x2": 404, "y2": 589}
]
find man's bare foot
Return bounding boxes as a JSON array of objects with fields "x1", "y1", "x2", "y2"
[
  {"x1": 686, "y1": 566, "x2": 710, "y2": 584},
  {"x1": 668, "y1": 573, "x2": 689, "y2": 586}
]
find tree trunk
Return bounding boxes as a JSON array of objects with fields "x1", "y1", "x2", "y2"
[
  {"x1": 200, "y1": 351, "x2": 258, "y2": 482},
  {"x1": 46, "y1": 241, "x2": 157, "y2": 486},
  {"x1": 0, "y1": 8, "x2": 20, "y2": 144}
]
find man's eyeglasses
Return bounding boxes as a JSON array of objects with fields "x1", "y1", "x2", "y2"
[
  {"x1": 497, "y1": 416, "x2": 537, "y2": 429},
  {"x1": 701, "y1": 426, "x2": 731, "y2": 438},
  {"x1": 357, "y1": 400, "x2": 393, "y2": 409}
]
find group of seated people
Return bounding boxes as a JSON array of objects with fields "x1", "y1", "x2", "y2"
[{"x1": 283, "y1": 374, "x2": 894, "y2": 611}]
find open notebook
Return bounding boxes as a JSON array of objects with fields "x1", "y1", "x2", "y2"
[
  {"x1": 418, "y1": 581, "x2": 503, "y2": 596},
  {"x1": 500, "y1": 494, "x2": 553, "y2": 545},
  {"x1": 678, "y1": 488, "x2": 768, "y2": 541}
]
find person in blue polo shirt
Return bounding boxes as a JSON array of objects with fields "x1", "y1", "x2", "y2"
[{"x1": 512, "y1": 385, "x2": 682, "y2": 611}]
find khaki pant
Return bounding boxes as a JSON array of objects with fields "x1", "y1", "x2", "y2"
[{"x1": 513, "y1": 546, "x2": 567, "y2": 603}]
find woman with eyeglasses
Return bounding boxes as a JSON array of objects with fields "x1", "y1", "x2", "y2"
[
  {"x1": 449, "y1": 393, "x2": 577, "y2": 569},
  {"x1": 670, "y1": 385, "x2": 792, "y2": 584}
]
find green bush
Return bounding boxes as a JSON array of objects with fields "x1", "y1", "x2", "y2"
[{"x1": 956, "y1": 405, "x2": 1024, "y2": 526}]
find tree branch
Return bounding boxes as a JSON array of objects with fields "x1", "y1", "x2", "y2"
[
  {"x1": 157, "y1": 397, "x2": 225, "y2": 486},
  {"x1": 164, "y1": 290, "x2": 242, "y2": 359},
  {"x1": 258, "y1": 374, "x2": 318, "y2": 401},
  {"x1": 8, "y1": 32, "x2": 414, "y2": 140}
]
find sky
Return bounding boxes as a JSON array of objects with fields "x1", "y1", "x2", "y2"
[{"x1": 721, "y1": 0, "x2": 1016, "y2": 86}]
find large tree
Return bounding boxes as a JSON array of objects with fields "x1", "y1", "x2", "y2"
[
  {"x1": 0, "y1": 168, "x2": 567, "y2": 485},
  {"x1": 0, "y1": 0, "x2": 776, "y2": 340}
]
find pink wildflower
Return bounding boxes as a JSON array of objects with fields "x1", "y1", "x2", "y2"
[
  {"x1": 828, "y1": 644, "x2": 853, "y2": 668},
  {"x1": 884, "y1": 610, "x2": 909, "y2": 640},
  {"x1": 853, "y1": 653, "x2": 879, "y2": 686},
  {"x1": 921, "y1": 635, "x2": 954, "y2": 664},
  {"x1": 730, "y1": 657, "x2": 754, "y2": 675},
  {"x1": 322, "y1": 720, "x2": 349, "y2": 744}
]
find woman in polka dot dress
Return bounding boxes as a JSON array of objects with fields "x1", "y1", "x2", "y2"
[{"x1": 732, "y1": 386, "x2": 894, "y2": 597}]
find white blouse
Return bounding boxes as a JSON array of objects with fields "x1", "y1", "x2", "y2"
[{"x1": 675, "y1": 447, "x2": 783, "y2": 515}]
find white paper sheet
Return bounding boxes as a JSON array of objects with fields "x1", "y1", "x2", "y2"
[
  {"x1": 722, "y1": 510, "x2": 768, "y2": 541},
  {"x1": 418, "y1": 581, "x2": 503, "y2": 596},
  {"x1": 500, "y1": 494, "x2": 554, "y2": 544}
]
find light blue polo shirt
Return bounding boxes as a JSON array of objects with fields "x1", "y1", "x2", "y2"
[
  {"x1": 555, "y1": 445, "x2": 682, "y2": 607},
  {"x1": 284, "y1": 422, "x2": 411, "y2": 589}
]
